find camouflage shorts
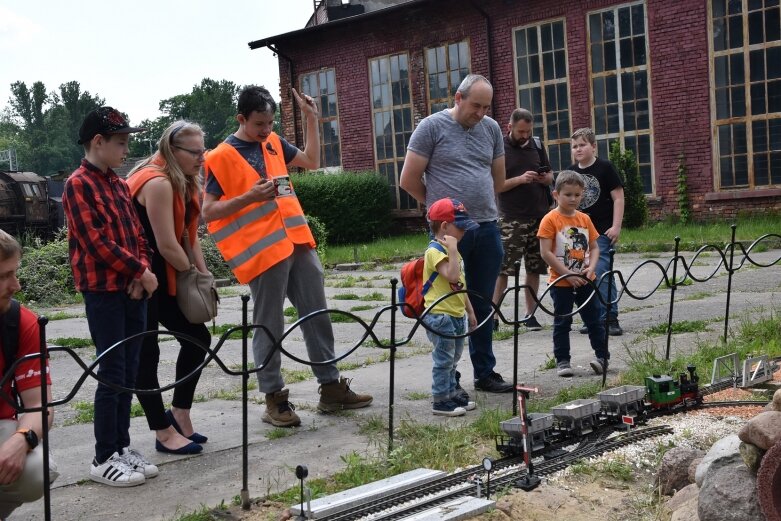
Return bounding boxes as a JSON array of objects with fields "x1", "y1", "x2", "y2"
[{"x1": 499, "y1": 217, "x2": 548, "y2": 276}]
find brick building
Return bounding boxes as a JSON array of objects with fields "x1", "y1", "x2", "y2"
[{"x1": 250, "y1": 0, "x2": 781, "y2": 221}]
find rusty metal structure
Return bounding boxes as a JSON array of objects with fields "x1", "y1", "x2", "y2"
[{"x1": 0, "y1": 170, "x2": 59, "y2": 236}]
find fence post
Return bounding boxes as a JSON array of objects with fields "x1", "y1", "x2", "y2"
[
  {"x1": 665, "y1": 237, "x2": 681, "y2": 361},
  {"x1": 724, "y1": 224, "x2": 737, "y2": 343},
  {"x1": 240, "y1": 295, "x2": 251, "y2": 510},
  {"x1": 38, "y1": 315, "x2": 51, "y2": 521},
  {"x1": 512, "y1": 261, "x2": 521, "y2": 417},
  {"x1": 389, "y1": 278, "x2": 398, "y2": 454}
]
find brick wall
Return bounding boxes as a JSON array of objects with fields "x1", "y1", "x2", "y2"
[{"x1": 269, "y1": 0, "x2": 781, "y2": 222}]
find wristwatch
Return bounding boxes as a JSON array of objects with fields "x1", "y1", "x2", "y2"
[{"x1": 15, "y1": 428, "x2": 38, "y2": 451}]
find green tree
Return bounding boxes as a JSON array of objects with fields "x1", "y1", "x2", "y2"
[
  {"x1": 158, "y1": 78, "x2": 240, "y2": 149},
  {"x1": 609, "y1": 141, "x2": 647, "y2": 229},
  {"x1": 5, "y1": 81, "x2": 103, "y2": 175}
]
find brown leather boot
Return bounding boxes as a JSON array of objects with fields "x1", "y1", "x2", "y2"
[
  {"x1": 262, "y1": 389, "x2": 301, "y2": 427},
  {"x1": 318, "y1": 377, "x2": 373, "y2": 412}
]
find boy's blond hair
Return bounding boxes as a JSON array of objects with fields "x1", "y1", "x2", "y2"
[
  {"x1": 0, "y1": 229, "x2": 22, "y2": 262},
  {"x1": 571, "y1": 127, "x2": 596, "y2": 146},
  {"x1": 554, "y1": 170, "x2": 585, "y2": 192}
]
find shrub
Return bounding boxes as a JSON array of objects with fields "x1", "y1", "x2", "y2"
[
  {"x1": 609, "y1": 141, "x2": 648, "y2": 229},
  {"x1": 291, "y1": 171, "x2": 392, "y2": 244},
  {"x1": 199, "y1": 232, "x2": 233, "y2": 281},
  {"x1": 307, "y1": 214, "x2": 327, "y2": 258},
  {"x1": 18, "y1": 236, "x2": 76, "y2": 305}
]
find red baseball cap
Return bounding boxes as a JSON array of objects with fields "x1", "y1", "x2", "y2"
[
  {"x1": 427, "y1": 198, "x2": 479, "y2": 231},
  {"x1": 77, "y1": 106, "x2": 146, "y2": 145}
]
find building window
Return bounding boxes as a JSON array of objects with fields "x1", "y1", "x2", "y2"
[
  {"x1": 425, "y1": 40, "x2": 470, "y2": 114},
  {"x1": 370, "y1": 53, "x2": 416, "y2": 210},
  {"x1": 588, "y1": 2, "x2": 654, "y2": 193},
  {"x1": 711, "y1": 0, "x2": 781, "y2": 189},
  {"x1": 300, "y1": 68, "x2": 341, "y2": 168},
  {"x1": 513, "y1": 19, "x2": 572, "y2": 171}
]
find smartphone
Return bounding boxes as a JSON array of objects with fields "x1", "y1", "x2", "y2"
[{"x1": 537, "y1": 166, "x2": 551, "y2": 174}]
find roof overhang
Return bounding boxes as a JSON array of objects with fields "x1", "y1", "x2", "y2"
[{"x1": 248, "y1": 0, "x2": 440, "y2": 51}]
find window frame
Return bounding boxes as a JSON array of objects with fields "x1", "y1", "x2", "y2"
[
  {"x1": 299, "y1": 68, "x2": 342, "y2": 169},
  {"x1": 368, "y1": 51, "x2": 418, "y2": 211},
  {"x1": 708, "y1": 0, "x2": 781, "y2": 191},
  {"x1": 423, "y1": 39, "x2": 472, "y2": 115},
  {"x1": 587, "y1": 0, "x2": 655, "y2": 194},
  {"x1": 512, "y1": 17, "x2": 573, "y2": 172}
]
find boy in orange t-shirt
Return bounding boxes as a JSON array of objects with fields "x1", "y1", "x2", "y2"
[{"x1": 537, "y1": 171, "x2": 608, "y2": 377}]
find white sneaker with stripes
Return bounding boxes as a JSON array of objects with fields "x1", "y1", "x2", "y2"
[
  {"x1": 122, "y1": 447, "x2": 159, "y2": 478},
  {"x1": 90, "y1": 452, "x2": 145, "y2": 487}
]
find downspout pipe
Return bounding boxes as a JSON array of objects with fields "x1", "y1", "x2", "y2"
[{"x1": 470, "y1": 1, "x2": 495, "y2": 117}]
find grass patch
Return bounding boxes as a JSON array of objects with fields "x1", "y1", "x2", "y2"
[
  {"x1": 358, "y1": 414, "x2": 387, "y2": 436},
  {"x1": 683, "y1": 291, "x2": 712, "y2": 301},
  {"x1": 570, "y1": 456, "x2": 635, "y2": 481},
  {"x1": 266, "y1": 427, "x2": 296, "y2": 440},
  {"x1": 42, "y1": 311, "x2": 82, "y2": 321},
  {"x1": 336, "y1": 360, "x2": 365, "y2": 371},
  {"x1": 333, "y1": 293, "x2": 360, "y2": 300},
  {"x1": 283, "y1": 306, "x2": 298, "y2": 319},
  {"x1": 330, "y1": 312, "x2": 356, "y2": 323},
  {"x1": 492, "y1": 328, "x2": 515, "y2": 341},
  {"x1": 323, "y1": 233, "x2": 429, "y2": 266},
  {"x1": 349, "y1": 304, "x2": 376, "y2": 312},
  {"x1": 281, "y1": 368, "x2": 311, "y2": 384},
  {"x1": 644, "y1": 319, "x2": 709, "y2": 336},
  {"x1": 332, "y1": 276, "x2": 357, "y2": 288},
  {"x1": 211, "y1": 323, "x2": 251, "y2": 339},
  {"x1": 216, "y1": 287, "x2": 243, "y2": 298},
  {"x1": 68, "y1": 400, "x2": 145, "y2": 425},
  {"x1": 359, "y1": 292, "x2": 386, "y2": 301},
  {"x1": 540, "y1": 355, "x2": 556, "y2": 370},
  {"x1": 50, "y1": 337, "x2": 92, "y2": 349},
  {"x1": 405, "y1": 391, "x2": 429, "y2": 400}
]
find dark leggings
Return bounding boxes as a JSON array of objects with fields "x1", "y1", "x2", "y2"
[{"x1": 136, "y1": 288, "x2": 210, "y2": 431}]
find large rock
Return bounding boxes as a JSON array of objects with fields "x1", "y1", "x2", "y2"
[
  {"x1": 773, "y1": 389, "x2": 781, "y2": 412},
  {"x1": 688, "y1": 457, "x2": 702, "y2": 484},
  {"x1": 671, "y1": 495, "x2": 700, "y2": 521},
  {"x1": 739, "y1": 441, "x2": 765, "y2": 473},
  {"x1": 738, "y1": 411, "x2": 781, "y2": 450},
  {"x1": 698, "y1": 454, "x2": 763, "y2": 521},
  {"x1": 695, "y1": 434, "x2": 741, "y2": 487},
  {"x1": 666, "y1": 483, "x2": 700, "y2": 513},
  {"x1": 657, "y1": 447, "x2": 705, "y2": 495},
  {"x1": 757, "y1": 438, "x2": 781, "y2": 521}
]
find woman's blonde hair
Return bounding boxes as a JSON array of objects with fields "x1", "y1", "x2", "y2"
[{"x1": 129, "y1": 120, "x2": 205, "y2": 199}]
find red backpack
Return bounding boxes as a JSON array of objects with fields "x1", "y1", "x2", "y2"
[{"x1": 398, "y1": 241, "x2": 446, "y2": 318}]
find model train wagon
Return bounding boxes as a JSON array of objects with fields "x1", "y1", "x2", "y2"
[
  {"x1": 496, "y1": 366, "x2": 702, "y2": 457},
  {"x1": 0, "y1": 171, "x2": 59, "y2": 236}
]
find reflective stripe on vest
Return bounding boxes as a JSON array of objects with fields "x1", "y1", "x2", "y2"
[{"x1": 204, "y1": 133, "x2": 315, "y2": 283}]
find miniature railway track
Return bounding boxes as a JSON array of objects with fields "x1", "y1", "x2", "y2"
[
  {"x1": 316, "y1": 425, "x2": 673, "y2": 521},
  {"x1": 314, "y1": 393, "x2": 769, "y2": 521}
]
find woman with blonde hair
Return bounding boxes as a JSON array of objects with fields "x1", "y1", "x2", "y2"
[{"x1": 126, "y1": 120, "x2": 210, "y2": 456}]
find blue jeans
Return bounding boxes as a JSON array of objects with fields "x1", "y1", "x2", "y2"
[
  {"x1": 550, "y1": 285, "x2": 608, "y2": 363},
  {"x1": 423, "y1": 313, "x2": 466, "y2": 401},
  {"x1": 596, "y1": 234, "x2": 619, "y2": 320},
  {"x1": 84, "y1": 291, "x2": 146, "y2": 463},
  {"x1": 457, "y1": 221, "x2": 503, "y2": 381}
]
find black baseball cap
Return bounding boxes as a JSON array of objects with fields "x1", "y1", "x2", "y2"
[{"x1": 77, "y1": 106, "x2": 146, "y2": 145}]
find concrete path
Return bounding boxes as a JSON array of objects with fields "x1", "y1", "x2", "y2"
[{"x1": 14, "y1": 249, "x2": 781, "y2": 520}]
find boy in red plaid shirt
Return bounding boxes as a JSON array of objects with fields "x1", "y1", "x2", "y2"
[{"x1": 62, "y1": 107, "x2": 159, "y2": 487}]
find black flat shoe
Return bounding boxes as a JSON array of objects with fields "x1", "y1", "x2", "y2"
[
  {"x1": 155, "y1": 439, "x2": 203, "y2": 455},
  {"x1": 166, "y1": 409, "x2": 208, "y2": 444}
]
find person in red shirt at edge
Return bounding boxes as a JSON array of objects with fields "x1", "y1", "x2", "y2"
[
  {"x1": 0, "y1": 230, "x2": 57, "y2": 519},
  {"x1": 62, "y1": 107, "x2": 159, "y2": 488}
]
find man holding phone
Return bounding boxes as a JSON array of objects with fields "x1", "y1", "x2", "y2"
[
  {"x1": 492, "y1": 108, "x2": 554, "y2": 331},
  {"x1": 202, "y1": 86, "x2": 373, "y2": 428}
]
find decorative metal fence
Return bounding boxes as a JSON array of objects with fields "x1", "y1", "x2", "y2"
[{"x1": 4, "y1": 227, "x2": 780, "y2": 519}]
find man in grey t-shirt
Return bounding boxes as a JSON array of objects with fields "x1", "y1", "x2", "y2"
[{"x1": 400, "y1": 74, "x2": 512, "y2": 394}]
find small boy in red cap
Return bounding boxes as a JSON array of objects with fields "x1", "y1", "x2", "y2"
[{"x1": 423, "y1": 198, "x2": 478, "y2": 416}]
